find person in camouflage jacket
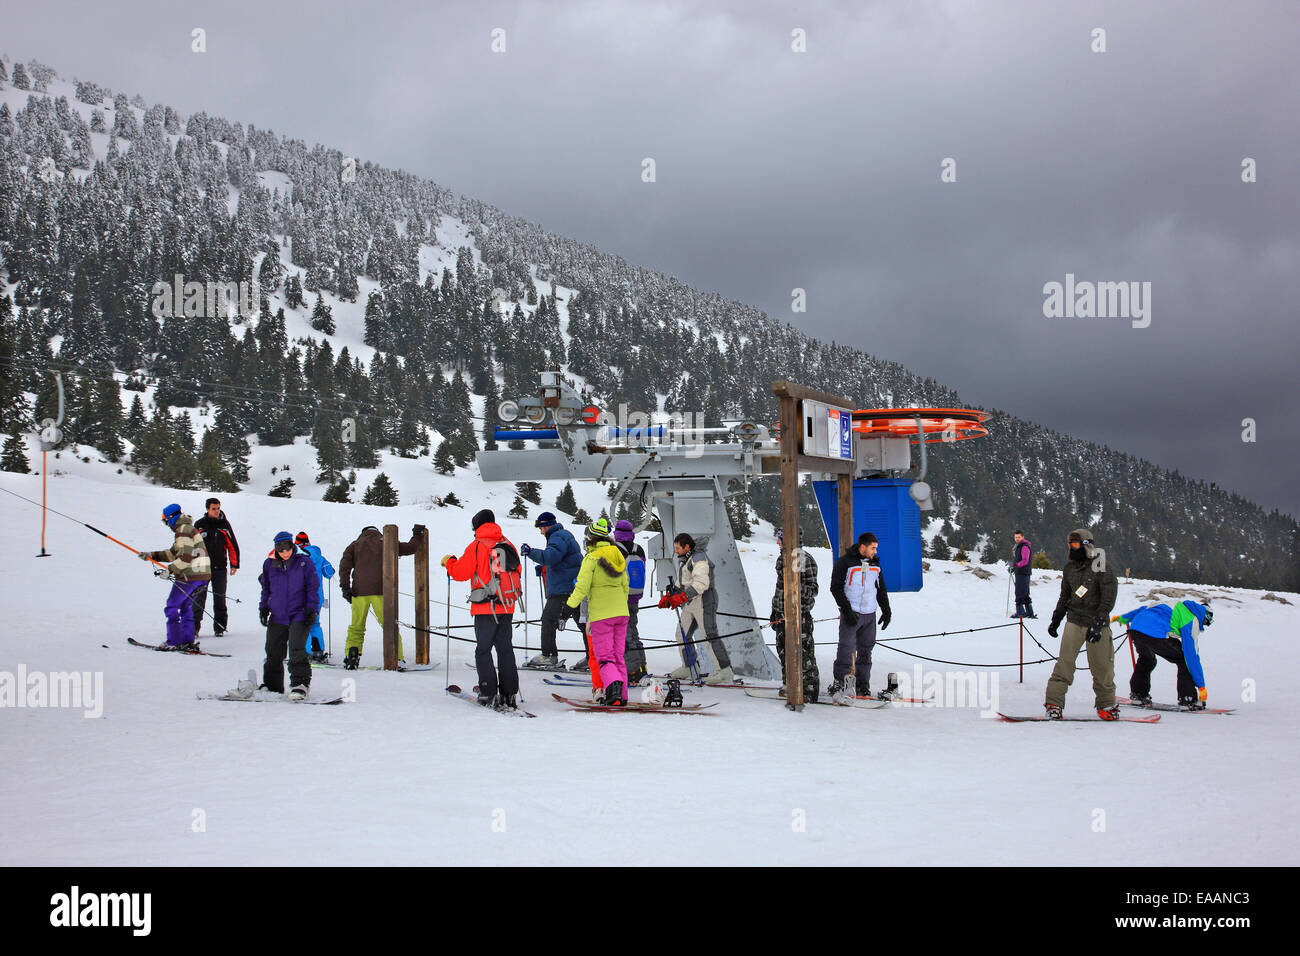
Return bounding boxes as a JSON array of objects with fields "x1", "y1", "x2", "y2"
[
  {"x1": 139, "y1": 503, "x2": 211, "y2": 649},
  {"x1": 771, "y1": 530, "x2": 821, "y2": 702}
]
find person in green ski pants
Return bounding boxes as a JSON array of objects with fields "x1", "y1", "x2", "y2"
[{"x1": 337, "y1": 525, "x2": 422, "y2": 669}]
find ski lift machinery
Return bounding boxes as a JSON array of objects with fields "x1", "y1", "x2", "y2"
[{"x1": 479, "y1": 371, "x2": 988, "y2": 680}]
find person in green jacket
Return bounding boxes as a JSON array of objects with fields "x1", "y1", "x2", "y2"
[
  {"x1": 567, "y1": 517, "x2": 629, "y2": 705},
  {"x1": 1044, "y1": 528, "x2": 1120, "y2": 719}
]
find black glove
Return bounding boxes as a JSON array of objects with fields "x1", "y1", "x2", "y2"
[
  {"x1": 520, "y1": 543, "x2": 532, "y2": 557},
  {"x1": 841, "y1": 609, "x2": 858, "y2": 626},
  {"x1": 341, "y1": 588, "x2": 353, "y2": 603},
  {"x1": 153, "y1": 567, "x2": 175, "y2": 581},
  {"x1": 879, "y1": 611, "x2": 891, "y2": 631},
  {"x1": 1086, "y1": 616, "x2": 1105, "y2": 643},
  {"x1": 259, "y1": 607, "x2": 270, "y2": 627},
  {"x1": 1047, "y1": 620, "x2": 1060, "y2": 638},
  {"x1": 305, "y1": 614, "x2": 317, "y2": 632}
]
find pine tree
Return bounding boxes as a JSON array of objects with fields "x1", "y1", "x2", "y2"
[
  {"x1": 2, "y1": 429, "x2": 31, "y2": 473},
  {"x1": 573, "y1": 507, "x2": 592, "y2": 526},
  {"x1": 310, "y1": 293, "x2": 335, "y2": 334},
  {"x1": 508, "y1": 495, "x2": 529, "y2": 519},
  {"x1": 433, "y1": 439, "x2": 456, "y2": 475},
  {"x1": 930, "y1": 535, "x2": 952, "y2": 560},
  {"x1": 516, "y1": 481, "x2": 541, "y2": 505},
  {"x1": 555, "y1": 482, "x2": 578, "y2": 516},
  {"x1": 362, "y1": 472, "x2": 399, "y2": 506},
  {"x1": 313, "y1": 411, "x2": 348, "y2": 485},
  {"x1": 442, "y1": 491, "x2": 462, "y2": 508},
  {"x1": 322, "y1": 480, "x2": 351, "y2": 503},
  {"x1": 726, "y1": 494, "x2": 753, "y2": 541},
  {"x1": 269, "y1": 477, "x2": 295, "y2": 498},
  {"x1": 979, "y1": 539, "x2": 1000, "y2": 564}
]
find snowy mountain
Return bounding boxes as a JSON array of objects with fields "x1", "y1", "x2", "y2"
[{"x1": 0, "y1": 57, "x2": 1295, "y2": 591}]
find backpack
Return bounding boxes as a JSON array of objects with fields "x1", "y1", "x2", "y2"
[
  {"x1": 625, "y1": 546, "x2": 646, "y2": 596},
  {"x1": 469, "y1": 539, "x2": 522, "y2": 609}
]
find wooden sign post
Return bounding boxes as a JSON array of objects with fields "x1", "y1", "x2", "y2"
[
  {"x1": 382, "y1": 524, "x2": 399, "y2": 671},
  {"x1": 771, "y1": 381, "x2": 858, "y2": 710}
]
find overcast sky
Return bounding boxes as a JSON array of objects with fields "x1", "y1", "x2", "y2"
[{"x1": 8, "y1": 0, "x2": 1298, "y2": 515}]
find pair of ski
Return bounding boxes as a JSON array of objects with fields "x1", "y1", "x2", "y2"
[
  {"x1": 128, "y1": 637, "x2": 231, "y2": 657},
  {"x1": 743, "y1": 687, "x2": 891, "y2": 709},
  {"x1": 550, "y1": 692, "x2": 717, "y2": 715},
  {"x1": 445, "y1": 684, "x2": 537, "y2": 717},
  {"x1": 312, "y1": 661, "x2": 440, "y2": 672},
  {"x1": 541, "y1": 672, "x2": 695, "y2": 693}
]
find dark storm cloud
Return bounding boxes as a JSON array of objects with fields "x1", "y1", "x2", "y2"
[{"x1": 7, "y1": 0, "x2": 1297, "y2": 513}]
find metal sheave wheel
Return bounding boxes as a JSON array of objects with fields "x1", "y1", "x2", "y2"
[{"x1": 497, "y1": 400, "x2": 520, "y2": 423}]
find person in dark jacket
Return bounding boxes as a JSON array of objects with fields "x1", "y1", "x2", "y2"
[
  {"x1": 520, "y1": 512, "x2": 585, "y2": 669},
  {"x1": 193, "y1": 497, "x2": 240, "y2": 636},
  {"x1": 337, "y1": 524, "x2": 422, "y2": 669},
  {"x1": 614, "y1": 520, "x2": 649, "y2": 684},
  {"x1": 1044, "y1": 528, "x2": 1120, "y2": 719},
  {"x1": 1010, "y1": 530, "x2": 1035, "y2": 619},
  {"x1": 772, "y1": 528, "x2": 821, "y2": 702},
  {"x1": 828, "y1": 532, "x2": 891, "y2": 698},
  {"x1": 259, "y1": 531, "x2": 320, "y2": 699}
]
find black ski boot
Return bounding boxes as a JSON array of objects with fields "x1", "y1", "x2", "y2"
[
  {"x1": 498, "y1": 692, "x2": 518, "y2": 711},
  {"x1": 603, "y1": 681, "x2": 625, "y2": 707},
  {"x1": 1129, "y1": 692, "x2": 1153, "y2": 707},
  {"x1": 343, "y1": 647, "x2": 360, "y2": 671}
]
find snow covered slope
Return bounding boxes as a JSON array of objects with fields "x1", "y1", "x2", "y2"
[{"x1": 2, "y1": 472, "x2": 1296, "y2": 866}]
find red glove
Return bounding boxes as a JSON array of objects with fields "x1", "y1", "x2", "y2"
[
  {"x1": 657, "y1": 594, "x2": 671, "y2": 609},
  {"x1": 668, "y1": 592, "x2": 689, "y2": 609}
]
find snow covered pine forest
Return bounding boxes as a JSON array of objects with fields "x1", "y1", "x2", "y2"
[{"x1": 0, "y1": 57, "x2": 1297, "y2": 866}]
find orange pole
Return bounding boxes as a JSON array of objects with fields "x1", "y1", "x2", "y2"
[{"x1": 41, "y1": 450, "x2": 47, "y2": 553}]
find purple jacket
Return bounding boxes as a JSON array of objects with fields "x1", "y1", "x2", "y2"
[
  {"x1": 259, "y1": 552, "x2": 320, "y2": 625},
  {"x1": 1013, "y1": 539, "x2": 1033, "y2": 573}
]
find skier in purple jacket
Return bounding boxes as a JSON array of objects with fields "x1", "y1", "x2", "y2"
[
  {"x1": 257, "y1": 531, "x2": 320, "y2": 699},
  {"x1": 1011, "y1": 530, "x2": 1036, "y2": 619}
]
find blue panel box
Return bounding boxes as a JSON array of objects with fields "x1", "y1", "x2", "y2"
[{"x1": 811, "y1": 478, "x2": 924, "y2": 593}]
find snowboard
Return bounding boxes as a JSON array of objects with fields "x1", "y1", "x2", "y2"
[
  {"x1": 1117, "y1": 697, "x2": 1234, "y2": 714},
  {"x1": 996, "y1": 712, "x2": 1161, "y2": 723},
  {"x1": 196, "y1": 692, "x2": 345, "y2": 705}
]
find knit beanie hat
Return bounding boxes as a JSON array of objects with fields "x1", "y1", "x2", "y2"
[
  {"x1": 586, "y1": 517, "x2": 613, "y2": 543},
  {"x1": 472, "y1": 509, "x2": 495, "y2": 530},
  {"x1": 614, "y1": 519, "x2": 635, "y2": 543}
]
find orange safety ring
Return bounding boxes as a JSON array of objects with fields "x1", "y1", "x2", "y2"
[{"x1": 851, "y1": 407, "x2": 989, "y2": 443}]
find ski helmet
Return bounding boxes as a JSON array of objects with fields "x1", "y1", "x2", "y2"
[{"x1": 161, "y1": 503, "x2": 182, "y2": 527}]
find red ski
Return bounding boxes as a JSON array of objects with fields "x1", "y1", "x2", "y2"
[{"x1": 551, "y1": 692, "x2": 717, "y2": 714}]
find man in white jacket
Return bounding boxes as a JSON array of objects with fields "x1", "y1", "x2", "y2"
[{"x1": 660, "y1": 533, "x2": 735, "y2": 685}]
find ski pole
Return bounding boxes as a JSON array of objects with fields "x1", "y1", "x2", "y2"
[
  {"x1": 328, "y1": 576, "x2": 333, "y2": 660},
  {"x1": 444, "y1": 572, "x2": 451, "y2": 683},
  {"x1": 1005, "y1": 569, "x2": 1012, "y2": 616}
]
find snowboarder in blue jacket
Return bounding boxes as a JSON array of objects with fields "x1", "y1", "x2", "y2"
[
  {"x1": 520, "y1": 512, "x2": 585, "y2": 668},
  {"x1": 295, "y1": 532, "x2": 335, "y2": 660}
]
